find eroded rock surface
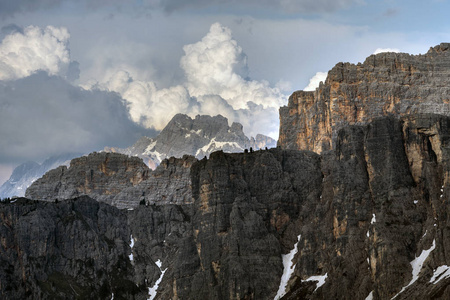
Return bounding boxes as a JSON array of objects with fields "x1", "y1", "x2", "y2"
[
  {"x1": 25, "y1": 152, "x2": 150, "y2": 205},
  {"x1": 278, "y1": 43, "x2": 450, "y2": 153}
]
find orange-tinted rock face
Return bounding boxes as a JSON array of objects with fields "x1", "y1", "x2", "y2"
[
  {"x1": 278, "y1": 43, "x2": 450, "y2": 153},
  {"x1": 25, "y1": 152, "x2": 150, "y2": 204}
]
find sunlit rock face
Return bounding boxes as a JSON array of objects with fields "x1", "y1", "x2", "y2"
[{"x1": 278, "y1": 43, "x2": 450, "y2": 153}]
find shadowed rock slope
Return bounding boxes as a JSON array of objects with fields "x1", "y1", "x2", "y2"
[{"x1": 3, "y1": 114, "x2": 450, "y2": 299}]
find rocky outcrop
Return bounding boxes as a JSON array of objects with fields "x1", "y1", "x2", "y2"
[
  {"x1": 25, "y1": 152, "x2": 196, "y2": 209},
  {"x1": 278, "y1": 43, "x2": 450, "y2": 153},
  {"x1": 106, "y1": 114, "x2": 276, "y2": 168},
  {"x1": 25, "y1": 152, "x2": 150, "y2": 205},
  {"x1": 8, "y1": 40, "x2": 450, "y2": 299}
]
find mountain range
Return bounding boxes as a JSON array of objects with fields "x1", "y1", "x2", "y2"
[
  {"x1": 2, "y1": 43, "x2": 450, "y2": 299},
  {"x1": 0, "y1": 114, "x2": 275, "y2": 199}
]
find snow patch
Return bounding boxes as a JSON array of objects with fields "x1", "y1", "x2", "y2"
[
  {"x1": 366, "y1": 231, "x2": 369, "y2": 237},
  {"x1": 414, "y1": 200, "x2": 418, "y2": 204},
  {"x1": 144, "y1": 149, "x2": 164, "y2": 164},
  {"x1": 143, "y1": 140, "x2": 157, "y2": 153},
  {"x1": 303, "y1": 273, "x2": 328, "y2": 292},
  {"x1": 365, "y1": 291, "x2": 373, "y2": 300},
  {"x1": 430, "y1": 265, "x2": 450, "y2": 284},
  {"x1": 195, "y1": 137, "x2": 243, "y2": 157},
  {"x1": 274, "y1": 235, "x2": 301, "y2": 300},
  {"x1": 392, "y1": 239, "x2": 436, "y2": 299},
  {"x1": 371, "y1": 214, "x2": 376, "y2": 224},
  {"x1": 148, "y1": 259, "x2": 167, "y2": 300},
  {"x1": 129, "y1": 235, "x2": 135, "y2": 262}
]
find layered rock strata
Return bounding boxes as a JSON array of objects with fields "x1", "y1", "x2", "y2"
[
  {"x1": 112, "y1": 155, "x2": 197, "y2": 209},
  {"x1": 25, "y1": 152, "x2": 150, "y2": 205},
  {"x1": 278, "y1": 43, "x2": 450, "y2": 153},
  {"x1": 25, "y1": 152, "x2": 196, "y2": 209}
]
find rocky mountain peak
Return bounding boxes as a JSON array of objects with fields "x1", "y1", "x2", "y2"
[
  {"x1": 107, "y1": 113, "x2": 276, "y2": 168},
  {"x1": 279, "y1": 43, "x2": 450, "y2": 153}
]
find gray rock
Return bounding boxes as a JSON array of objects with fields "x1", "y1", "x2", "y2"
[{"x1": 25, "y1": 152, "x2": 150, "y2": 205}]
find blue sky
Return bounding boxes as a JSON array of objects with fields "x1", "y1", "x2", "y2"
[{"x1": 0, "y1": 0, "x2": 449, "y2": 184}]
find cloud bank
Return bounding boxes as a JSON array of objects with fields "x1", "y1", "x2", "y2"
[
  {"x1": 147, "y1": 0, "x2": 361, "y2": 14},
  {"x1": 0, "y1": 72, "x2": 153, "y2": 164},
  {"x1": 90, "y1": 23, "x2": 286, "y2": 138},
  {"x1": 0, "y1": 25, "x2": 70, "y2": 80},
  {"x1": 0, "y1": 25, "x2": 153, "y2": 164},
  {"x1": 0, "y1": 22, "x2": 285, "y2": 167}
]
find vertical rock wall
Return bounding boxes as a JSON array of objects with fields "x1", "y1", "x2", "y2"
[{"x1": 278, "y1": 43, "x2": 450, "y2": 153}]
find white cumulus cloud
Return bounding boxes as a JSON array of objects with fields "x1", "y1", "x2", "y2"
[
  {"x1": 181, "y1": 23, "x2": 285, "y2": 111},
  {"x1": 303, "y1": 71, "x2": 327, "y2": 91},
  {"x1": 87, "y1": 23, "x2": 286, "y2": 139},
  {"x1": 0, "y1": 25, "x2": 71, "y2": 80},
  {"x1": 89, "y1": 70, "x2": 198, "y2": 131}
]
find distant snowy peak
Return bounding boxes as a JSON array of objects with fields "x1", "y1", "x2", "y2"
[
  {"x1": 106, "y1": 114, "x2": 276, "y2": 169},
  {"x1": 0, "y1": 153, "x2": 81, "y2": 199}
]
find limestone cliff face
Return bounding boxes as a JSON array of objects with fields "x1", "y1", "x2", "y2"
[
  {"x1": 0, "y1": 197, "x2": 139, "y2": 299},
  {"x1": 284, "y1": 114, "x2": 450, "y2": 300},
  {"x1": 278, "y1": 43, "x2": 450, "y2": 153},
  {"x1": 25, "y1": 152, "x2": 150, "y2": 205},
  {"x1": 25, "y1": 152, "x2": 196, "y2": 209},
  {"x1": 112, "y1": 155, "x2": 197, "y2": 209},
  {"x1": 5, "y1": 114, "x2": 450, "y2": 299}
]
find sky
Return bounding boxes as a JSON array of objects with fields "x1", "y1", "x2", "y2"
[{"x1": 0, "y1": 0, "x2": 450, "y2": 185}]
